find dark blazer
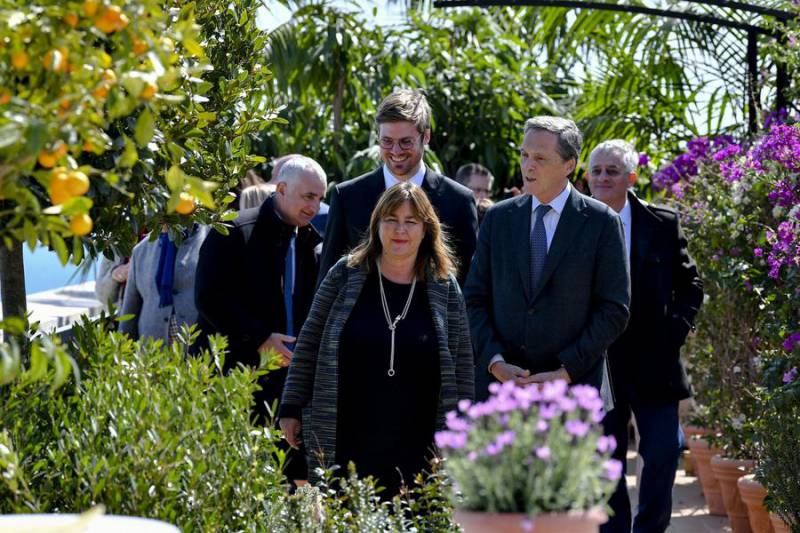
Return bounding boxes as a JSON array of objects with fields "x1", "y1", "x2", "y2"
[
  {"x1": 194, "y1": 195, "x2": 322, "y2": 417},
  {"x1": 608, "y1": 191, "x2": 703, "y2": 405},
  {"x1": 280, "y1": 258, "x2": 474, "y2": 484},
  {"x1": 464, "y1": 187, "x2": 631, "y2": 394},
  {"x1": 317, "y1": 166, "x2": 478, "y2": 286}
]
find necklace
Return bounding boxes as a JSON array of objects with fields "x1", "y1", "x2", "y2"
[{"x1": 376, "y1": 260, "x2": 416, "y2": 377}]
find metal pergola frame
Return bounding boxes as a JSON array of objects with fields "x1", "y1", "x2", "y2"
[{"x1": 434, "y1": 0, "x2": 797, "y2": 133}]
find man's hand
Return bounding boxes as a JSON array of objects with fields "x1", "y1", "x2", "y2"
[
  {"x1": 111, "y1": 263, "x2": 130, "y2": 283},
  {"x1": 490, "y1": 361, "x2": 531, "y2": 384},
  {"x1": 280, "y1": 417, "x2": 302, "y2": 449},
  {"x1": 519, "y1": 367, "x2": 572, "y2": 385},
  {"x1": 259, "y1": 333, "x2": 297, "y2": 366}
]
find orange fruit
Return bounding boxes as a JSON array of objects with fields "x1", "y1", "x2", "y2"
[
  {"x1": 59, "y1": 98, "x2": 71, "y2": 110},
  {"x1": 65, "y1": 170, "x2": 90, "y2": 196},
  {"x1": 92, "y1": 83, "x2": 109, "y2": 100},
  {"x1": 63, "y1": 13, "x2": 79, "y2": 28},
  {"x1": 43, "y1": 48, "x2": 69, "y2": 73},
  {"x1": 132, "y1": 38, "x2": 148, "y2": 55},
  {"x1": 69, "y1": 213, "x2": 93, "y2": 236},
  {"x1": 54, "y1": 142, "x2": 68, "y2": 158},
  {"x1": 175, "y1": 192, "x2": 196, "y2": 215},
  {"x1": 82, "y1": 140, "x2": 94, "y2": 152},
  {"x1": 38, "y1": 150, "x2": 58, "y2": 169},
  {"x1": 49, "y1": 169, "x2": 71, "y2": 204},
  {"x1": 0, "y1": 90, "x2": 10, "y2": 105},
  {"x1": 83, "y1": 0, "x2": 99, "y2": 17},
  {"x1": 11, "y1": 51, "x2": 28, "y2": 70},
  {"x1": 140, "y1": 82, "x2": 157, "y2": 100},
  {"x1": 95, "y1": 6, "x2": 129, "y2": 34}
]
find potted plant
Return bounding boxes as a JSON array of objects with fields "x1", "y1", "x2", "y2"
[{"x1": 435, "y1": 380, "x2": 619, "y2": 532}]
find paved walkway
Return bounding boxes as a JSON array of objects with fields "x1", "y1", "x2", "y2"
[{"x1": 625, "y1": 451, "x2": 730, "y2": 532}]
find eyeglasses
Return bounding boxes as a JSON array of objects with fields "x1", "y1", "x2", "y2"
[{"x1": 378, "y1": 135, "x2": 422, "y2": 150}]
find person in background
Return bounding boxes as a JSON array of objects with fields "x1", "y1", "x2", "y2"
[
  {"x1": 119, "y1": 223, "x2": 210, "y2": 343},
  {"x1": 95, "y1": 256, "x2": 130, "y2": 309},
  {"x1": 587, "y1": 139, "x2": 703, "y2": 533},
  {"x1": 455, "y1": 162, "x2": 494, "y2": 203},
  {"x1": 317, "y1": 89, "x2": 478, "y2": 286},
  {"x1": 279, "y1": 182, "x2": 474, "y2": 497},
  {"x1": 239, "y1": 183, "x2": 275, "y2": 211},
  {"x1": 194, "y1": 155, "x2": 327, "y2": 485}
]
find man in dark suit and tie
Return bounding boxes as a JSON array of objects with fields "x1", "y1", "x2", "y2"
[
  {"x1": 588, "y1": 140, "x2": 703, "y2": 533},
  {"x1": 464, "y1": 116, "x2": 630, "y2": 399},
  {"x1": 317, "y1": 89, "x2": 478, "y2": 286}
]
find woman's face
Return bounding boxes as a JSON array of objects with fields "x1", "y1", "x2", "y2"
[{"x1": 378, "y1": 200, "x2": 425, "y2": 263}]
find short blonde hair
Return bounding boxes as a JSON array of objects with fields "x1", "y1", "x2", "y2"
[
  {"x1": 348, "y1": 182, "x2": 456, "y2": 281},
  {"x1": 375, "y1": 89, "x2": 432, "y2": 134},
  {"x1": 239, "y1": 183, "x2": 275, "y2": 210}
]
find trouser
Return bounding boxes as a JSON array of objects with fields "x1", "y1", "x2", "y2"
[{"x1": 601, "y1": 399, "x2": 683, "y2": 533}]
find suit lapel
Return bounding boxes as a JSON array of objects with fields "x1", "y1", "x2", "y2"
[
  {"x1": 531, "y1": 189, "x2": 589, "y2": 303},
  {"x1": 511, "y1": 195, "x2": 534, "y2": 301},
  {"x1": 629, "y1": 192, "x2": 654, "y2": 306}
]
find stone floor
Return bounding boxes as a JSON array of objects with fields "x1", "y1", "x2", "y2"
[{"x1": 625, "y1": 451, "x2": 730, "y2": 532}]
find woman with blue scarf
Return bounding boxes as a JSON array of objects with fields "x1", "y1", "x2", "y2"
[{"x1": 120, "y1": 224, "x2": 210, "y2": 343}]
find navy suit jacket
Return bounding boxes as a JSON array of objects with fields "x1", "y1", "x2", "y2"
[
  {"x1": 464, "y1": 188, "x2": 631, "y2": 397},
  {"x1": 317, "y1": 166, "x2": 478, "y2": 286},
  {"x1": 607, "y1": 191, "x2": 703, "y2": 405}
]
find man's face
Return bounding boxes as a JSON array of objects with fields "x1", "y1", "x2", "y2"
[
  {"x1": 378, "y1": 121, "x2": 430, "y2": 180},
  {"x1": 275, "y1": 171, "x2": 326, "y2": 227},
  {"x1": 519, "y1": 129, "x2": 575, "y2": 203},
  {"x1": 465, "y1": 174, "x2": 492, "y2": 202},
  {"x1": 587, "y1": 149, "x2": 636, "y2": 209}
]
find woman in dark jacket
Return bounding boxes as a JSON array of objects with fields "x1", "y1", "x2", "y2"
[{"x1": 279, "y1": 182, "x2": 474, "y2": 496}]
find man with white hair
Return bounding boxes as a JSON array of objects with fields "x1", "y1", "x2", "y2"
[
  {"x1": 587, "y1": 140, "x2": 703, "y2": 533},
  {"x1": 194, "y1": 155, "x2": 327, "y2": 485}
]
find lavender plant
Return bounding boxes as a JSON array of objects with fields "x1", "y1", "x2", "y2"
[{"x1": 435, "y1": 380, "x2": 620, "y2": 516}]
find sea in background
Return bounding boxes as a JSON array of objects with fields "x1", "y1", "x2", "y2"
[{"x1": 23, "y1": 246, "x2": 97, "y2": 295}]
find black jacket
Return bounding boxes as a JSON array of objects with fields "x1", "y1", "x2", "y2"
[
  {"x1": 607, "y1": 191, "x2": 704, "y2": 405},
  {"x1": 194, "y1": 195, "x2": 322, "y2": 416},
  {"x1": 317, "y1": 166, "x2": 478, "y2": 286}
]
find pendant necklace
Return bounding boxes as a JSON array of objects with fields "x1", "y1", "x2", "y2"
[{"x1": 377, "y1": 260, "x2": 416, "y2": 377}]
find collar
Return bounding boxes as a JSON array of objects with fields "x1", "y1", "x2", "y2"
[
  {"x1": 531, "y1": 181, "x2": 571, "y2": 214},
  {"x1": 619, "y1": 197, "x2": 632, "y2": 225},
  {"x1": 383, "y1": 160, "x2": 426, "y2": 189}
]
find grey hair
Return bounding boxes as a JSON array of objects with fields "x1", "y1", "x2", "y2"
[
  {"x1": 524, "y1": 116, "x2": 583, "y2": 162},
  {"x1": 276, "y1": 155, "x2": 327, "y2": 187},
  {"x1": 589, "y1": 139, "x2": 639, "y2": 175}
]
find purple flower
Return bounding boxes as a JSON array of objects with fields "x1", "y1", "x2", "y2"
[
  {"x1": 539, "y1": 404, "x2": 559, "y2": 420},
  {"x1": 783, "y1": 367, "x2": 798, "y2": 384},
  {"x1": 784, "y1": 333, "x2": 800, "y2": 352},
  {"x1": 638, "y1": 153, "x2": 650, "y2": 166},
  {"x1": 496, "y1": 430, "x2": 516, "y2": 447},
  {"x1": 754, "y1": 248, "x2": 763, "y2": 257},
  {"x1": 535, "y1": 446, "x2": 551, "y2": 460},
  {"x1": 446, "y1": 411, "x2": 472, "y2": 432},
  {"x1": 596, "y1": 435, "x2": 617, "y2": 453},
  {"x1": 604, "y1": 459, "x2": 624, "y2": 481},
  {"x1": 541, "y1": 379, "x2": 568, "y2": 401},
  {"x1": 468, "y1": 451, "x2": 478, "y2": 461},
  {"x1": 536, "y1": 420, "x2": 549, "y2": 433},
  {"x1": 565, "y1": 420, "x2": 590, "y2": 438},
  {"x1": 458, "y1": 399, "x2": 471, "y2": 412},
  {"x1": 435, "y1": 430, "x2": 467, "y2": 450}
]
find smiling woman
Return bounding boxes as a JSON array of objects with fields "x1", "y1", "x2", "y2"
[{"x1": 279, "y1": 182, "x2": 474, "y2": 497}]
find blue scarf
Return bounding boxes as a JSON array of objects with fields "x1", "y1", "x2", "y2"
[{"x1": 155, "y1": 232, "x2": 178, "y2": 308}]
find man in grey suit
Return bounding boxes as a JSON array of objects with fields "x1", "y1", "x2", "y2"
[{"x1": 464, "y1": 117, "x2": 630, "y2": 399}]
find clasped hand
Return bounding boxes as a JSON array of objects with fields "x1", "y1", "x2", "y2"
[
  {"x1": 490, "y1": 362, "x2": 571, "y2": 386},
  {"x1": 258, "y1": 333, "x2": 296, "y2": 367}
]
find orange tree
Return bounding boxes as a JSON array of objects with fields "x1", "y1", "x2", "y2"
[{"x1": 0, "y1": 0, "x2": 277, "y2": 322}]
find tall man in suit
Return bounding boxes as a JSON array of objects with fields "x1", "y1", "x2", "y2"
[
  {"x1": 317, "y1": 89, "x2": 478, "y2": 285},
  {"x1": 588, "y1": 140, "x2": 703, "y2": 533},
  {"x1": 464, "y1": 116, "x2": 630, "y2": 400},
  {"x1": 194, "y1": 155, "x2": 327, "y2": 483}
]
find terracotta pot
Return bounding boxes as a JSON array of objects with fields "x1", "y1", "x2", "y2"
[
  {"x1": 687, "y1": 437, "x2": 726, "y2": 516},
  {"x1": 682, "y1": 425, "x2": 711, "y2": 476},
  {"x1": 710, "y1": 455, "x2": 755, "y2": 533},
  {"x1": 737, "y1": 474, "x2": 774, "y2": 533},
  {"x1": 769, "y1": 513, "x2": 791, "y2": 533},
  {"x1": 455, "y1": 508, "x2": 607, "y2": 533}
]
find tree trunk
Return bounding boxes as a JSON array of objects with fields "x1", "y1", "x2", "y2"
[{"x1": 0, "y1": 239, "x2": 27, "y2": 321}]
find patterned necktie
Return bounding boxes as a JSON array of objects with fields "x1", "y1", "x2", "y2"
[
  {"x1": 284, "y1": 233, "x2": 296, "y2": 337},
  {"x1": 530, "y1": 204, "x2": 552, "y2": 292}
]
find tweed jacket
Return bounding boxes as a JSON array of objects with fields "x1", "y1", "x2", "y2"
[
  {"x1": 119, "y1": 225, "x2": 210, "y2": 342},
  {"x1": 280, "y1": 257, "x2": 475, "y2": 483}
]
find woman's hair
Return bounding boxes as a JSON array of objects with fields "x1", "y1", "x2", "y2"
[
  {"x1": 239, "y1": 183, "x2": 275, "y2": 210},
  {"x1": 348, "y1": 182, "x2": 457, "y2": 281}
]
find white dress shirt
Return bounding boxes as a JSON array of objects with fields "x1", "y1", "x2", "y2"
[
  {"x1": 489, "y1": 182, "x2": 572, "y2": 371},
  {"x1": 619, "y1": 198, "x2": 632, "y2": 264},
  {"x1": 383, "y1": 161, "x2": 426, "y2": 189}
]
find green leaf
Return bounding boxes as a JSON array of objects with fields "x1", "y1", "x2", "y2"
[
  {"x1": 183, "y1": 38, "x2": 205, "y2": 57},
  {"x1": 0, "y1": 122, "x2": 23, "y2": 149},
  {"x1": 166, "y1": 165, "x2": 185, "y2": 191},
  {"x1": 119, "y1": 135, "x2": 138, "y2": 168},
  {"x1": 134, "y1": 108, "x2": 155, "y2": 147},
  {"x1": 51, "y1": 233, "x2": 69, "y2": 265}
]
